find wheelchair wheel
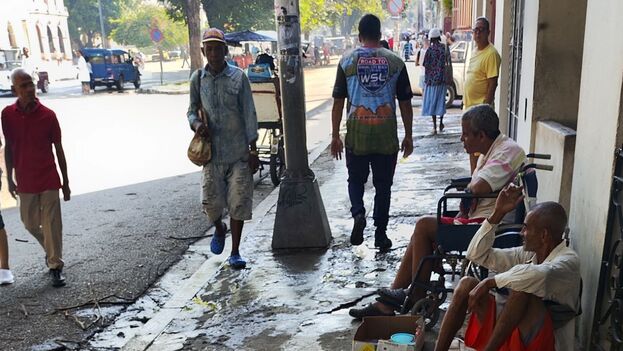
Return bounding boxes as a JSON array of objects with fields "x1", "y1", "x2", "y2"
[{"x1": 410, "y1": 297, "x2": 440, "y2": 330}]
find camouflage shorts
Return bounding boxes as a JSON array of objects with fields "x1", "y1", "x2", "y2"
[{"x1": 201, "y1": 159, "x2": 253, "y2": 223}]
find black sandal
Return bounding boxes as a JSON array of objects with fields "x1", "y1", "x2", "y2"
[
  {"x1": 377, "y1": 287, "x2": 408, "y2": 308},
  {"x1": 349, "y1": 303, "x2": 396, "y2": 320}
]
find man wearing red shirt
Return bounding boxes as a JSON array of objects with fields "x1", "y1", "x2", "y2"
[{"x1": 2, "y1": 69, "x2": 71, "y2": 287}]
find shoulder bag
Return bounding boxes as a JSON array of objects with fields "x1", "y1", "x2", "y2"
[{"x1": 187, "y1": 68, "x2": 212, "y2": 166}]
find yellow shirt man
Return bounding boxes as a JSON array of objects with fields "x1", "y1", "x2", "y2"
[{"x1": 464, "y1": 43, "x2": 501, "y2": 109}]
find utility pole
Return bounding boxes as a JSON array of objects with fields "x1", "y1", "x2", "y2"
[
  {"x1": 97, "y1": 0, "x2": 107, "y2": 49},
  {"x1": 272, "y1": 0, "x2": 332, "y2": 249}
]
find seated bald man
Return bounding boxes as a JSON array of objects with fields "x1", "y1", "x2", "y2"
[
  {"x1": 350, "y1": 104, "x2": 526, "y2": 318},
  {"x1": 434, "y1": 185, "x2": 581, "y2": 351}
]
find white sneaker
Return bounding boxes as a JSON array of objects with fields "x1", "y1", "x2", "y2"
[{"x1": 0, "y1": 269, "x2": 14, "y2": 285}]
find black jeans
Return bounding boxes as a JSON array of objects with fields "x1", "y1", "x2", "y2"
[{"x1": 346, "y1": 148, "x2": 398, "y2": 231}]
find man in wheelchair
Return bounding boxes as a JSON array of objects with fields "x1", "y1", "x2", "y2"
[
  {"x1": 435, "y1": 185, "x2": 580, "y2": 351},
  {"x1": 349, "y1": 104, "x2": 526, "y2": 318}
]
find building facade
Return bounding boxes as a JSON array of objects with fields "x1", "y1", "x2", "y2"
[
  {"x1": 0, "y1": 0, "x2": 73, "y2": 79},
  {"x1": 461, "y1": 0, "x2": 623, "y2": 349}
]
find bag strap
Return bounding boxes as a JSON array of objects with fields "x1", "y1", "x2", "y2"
[{"x1": 196, "y1": 68, "x2": 206, "y2": 125}]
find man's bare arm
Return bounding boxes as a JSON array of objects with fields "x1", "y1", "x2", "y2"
[
  {"x1": 485, "y1": 77, "x2": 498, "y2": 105},
  {"x1": 467, "y1": 177, "x2": 493, "y2": 195},
  {"x1": 330, "y1": 98, "x2": 346, "y2": 160},
  {"x1": 54, "y1": 142, "x2": 71, "y2": 201},
  {"x1": 398, "y1": 99, "x2": 413, "y2": 158},
  {"x1": 4, "y1": 143, "x2": 16, "y2": 198}
]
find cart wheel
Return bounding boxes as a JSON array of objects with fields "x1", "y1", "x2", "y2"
[
  {"x1": 410, "y1": 297, "x2": 440, "y2": 330},
  {"x1": 270, "y1": 139, "x2": 285, "y2": 186}
]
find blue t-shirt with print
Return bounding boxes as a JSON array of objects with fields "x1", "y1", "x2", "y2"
[{"x1": 333, "y1": 47, "x2": 413, "y2": 155}]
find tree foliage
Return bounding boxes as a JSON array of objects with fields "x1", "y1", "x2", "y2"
[
  {"x1": 67, "y1": 0, "x2": 137, "y2": 47},
  {"x1": 110, "y1": 4, "x2": 188, "y2": 50},
  {"x1": 158, "y1": 0, "x2": 204, "y2": 72},
  {"x1": 163, "y1": 0, "x2": 275, "y2": 32},
  {"x1": 201, "y1": 0, "x2": 275, "y2": 32},
  {"x1": 441, "y1": 0, "x2": 453, "y2": 16},
  {"x1": 300, "y1": 0, "x2": 385, "y2": 36}
]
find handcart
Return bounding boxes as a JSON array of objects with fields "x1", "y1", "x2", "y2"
[{"x1": 249, "y1": 74, "x2": 285, "y2": 186}]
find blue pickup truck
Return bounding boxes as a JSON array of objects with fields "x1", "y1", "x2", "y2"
[{"x1": 80, "y1": 48, "x2": 141, "y2": 91}]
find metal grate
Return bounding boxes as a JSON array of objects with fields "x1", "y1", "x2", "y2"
[{"x1": 592, "y1": 146, "x2": 623, "y2": 351}]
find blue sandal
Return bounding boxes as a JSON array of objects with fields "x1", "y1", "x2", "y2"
[
  {"x1": 228, "y1": 254, "x2": 247, "y2": 269},
  {"x1": 210, "y1": 223, "x2": 228, "y2": 255}
]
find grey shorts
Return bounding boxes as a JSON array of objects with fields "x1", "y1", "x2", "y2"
[{"x1": 201, "y1": 158, "x2": 253, "y2": 222}]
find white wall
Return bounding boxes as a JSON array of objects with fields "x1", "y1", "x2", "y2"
[
  {"x1": 532, "y1": 0, "x2": 586, "y2": 130},
  {"x1": 493, "y1": 0, "x2": 511, "y2": 135},
  {"x1": 514, "y1": 0, "x2": 539, "y2": 152},
  {"x1": 570, "y1": 0, "x2": 623, "y2": 347},
  {"x1": 534, "y1": 121, "x2": 576, "y2": 212}
]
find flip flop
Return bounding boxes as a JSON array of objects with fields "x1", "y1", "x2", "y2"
[
  {"x1": 228, "y1": 254, "x2": 247, "y2": 269},
  {"x1": 210, "y1": 222, "x2": 228, "y2": 255}
]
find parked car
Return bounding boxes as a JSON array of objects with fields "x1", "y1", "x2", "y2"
[
  {"x1": 0, "y1": 48, "x2": 50, "y2": 94},
  {"x1": 406, "y1": 40, "x2": 473, "y2": 108},
  {"x1": 168, "y1": 50, "x2": 181, "y2": 59},
  {"x1": 80, "y1": 48, "x2": 141, "y2": 91}
]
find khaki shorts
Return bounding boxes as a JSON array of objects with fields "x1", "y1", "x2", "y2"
[{"x1": 201, "y1": 158, "x2": 253, "y2": 223}]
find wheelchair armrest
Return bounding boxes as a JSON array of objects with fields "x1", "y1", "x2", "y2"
[
  {"x1": 445, "y1": 177, "x2": 472, "y2": 192},
  {"x1": 496, "y1": 223, "x2": 523, "y2": 233},
  {"x1": 438, "y1": 192, "x2": 499, "y2": 200},
  {"x1": 526, "y1": 153, "x2": 551, "y2": 160},
  {"x1": 437, "y1": 192, "x2": 499, "y2": 219},
  {"x1": 493, "y1": 225, "x2": 523, "y2": 248}
]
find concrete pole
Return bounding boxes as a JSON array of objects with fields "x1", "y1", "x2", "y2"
[
  {"x1": 97, "y1": 0, "x2": 107, "y2": 49},
  {"x1": 272, "y1": 0, "x2": 332, "y2": 249}
]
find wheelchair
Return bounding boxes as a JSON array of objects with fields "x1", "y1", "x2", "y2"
[{"x1": 397, "y1": 153, "x2": 553, "y2": 328}]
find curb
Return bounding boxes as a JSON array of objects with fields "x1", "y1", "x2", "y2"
[
  {"x1": 117, "y1": 135, "x2": 333, "y2": 351},
  {"x1": 137, "y1": 87, "x2": 188, "y2": 95}
]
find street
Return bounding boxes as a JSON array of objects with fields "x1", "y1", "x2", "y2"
[{"x1": 0, "y1": 61, "x2": 340, "y2": 205}]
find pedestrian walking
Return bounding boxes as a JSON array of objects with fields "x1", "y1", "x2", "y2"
[
  {"x1": 0, "y1": 208, "x2": 13, "y2": 285},
  {"x1": 181, "y1": 47, "x2": 190, "y2": 68},
  {"x1": 331, "y1": 14, "x2": 414, "y2": 250},
  {"x1": 464, "y1": 16, "x2": 502, "y2": 172},
  {"x1": 422, "y1": 28, "x2": 447, "y2": 134},
  {"x1": 415, "y1": 37, "x2": 429, "y2": 94},
  {"x1": 0, "y1": 131, "x2": 12, "y2": 286},
  {"x1": 186, "y1": 28, "x2": 259, "y2": 269},
  {"x1": 77, "y1": 50, "x2": 91, "y2": 94},
  {"x1": 21, "y1": 47, "x2": 38, "y2": 86},
  {"x1": 2, "y1": 69, "x2": 71, "y2": 288}
]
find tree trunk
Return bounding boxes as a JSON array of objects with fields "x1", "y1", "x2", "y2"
[{"x1": 185, "y1": 0, "x2": 203, "y2": 74}]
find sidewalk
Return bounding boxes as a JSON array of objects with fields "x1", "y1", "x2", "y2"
[{"x1": 90, "y1": 108, "x2": 471, "y2": 350}]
